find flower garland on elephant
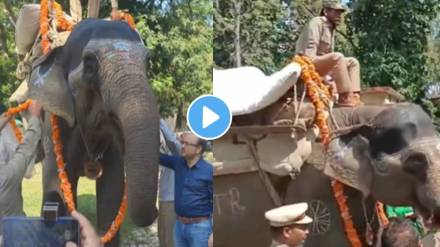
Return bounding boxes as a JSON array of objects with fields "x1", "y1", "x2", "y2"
[
  {"x1": 40, "y1": 0, "x2": 136, "y2": 55},
  {"x1": 294, "y1": 55, "x2": 361, "y2": 246},
  {"x1": 6, "y1": 100, "x2": 127, "y2": 243}
]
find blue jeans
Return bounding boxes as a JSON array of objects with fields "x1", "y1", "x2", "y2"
[{"x1": 174, "y1": 217, "x2": 212, "y2": 247}]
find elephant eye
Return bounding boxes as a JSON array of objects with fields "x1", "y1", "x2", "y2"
[{"x1": 403, "y1": 152, "x2": 428, "y2": 182}]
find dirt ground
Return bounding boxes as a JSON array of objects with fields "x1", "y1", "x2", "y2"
[{"x1": 121, "y1": 221, "x2": 159, "y2": 247}]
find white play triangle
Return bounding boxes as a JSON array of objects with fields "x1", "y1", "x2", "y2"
[{"x1": 203, "y1": 106, "x2": 220, "y2": 128}]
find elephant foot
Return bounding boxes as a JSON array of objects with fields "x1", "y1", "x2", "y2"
[{"x1": 84, "y1": 160, "x2": 103, "y2": 180}]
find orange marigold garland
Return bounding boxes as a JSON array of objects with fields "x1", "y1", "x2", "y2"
[
  {"x1": 53, "y1": 2, "x2": 74, "y2": 31},
  {"x1": 331, "y1": 180, "x2": 363, "y2": 247},
  {"x1": 293, "y1": 56, "x2": 362, "y2": 245},
  {"x1": 51, "y1": 114, "x2": 128, "y2": 243},
  {"x1": 111, "y1": 10, "x2": 137, "y2": 30},
  {"x1": 120, "y1": 12, "x2": 136, "y2": 30},
  {"x1": 51, "y1": 114, "x2": 76, "y2": 212},
  {"x1": 40, "y1": 0, "x2": 75, "y2": 54},
  {"x1": 376, "y1": 202, "x2": 389, "y2": 226},
  {"x1": 5, "y1": 99, "x2": 32, "y2": 143},
  {"x1": 6, "y1": 99, "x2": 32, "y2": 116},
  {"x1": 40, "y1": 0, "x2": 51, "y2": 54},
  {"x1": 293, "y1": 55, "x2": 331, "y2": 145},
  {"x1": 100, "y1": 184, "x2": 128, "y2": 243}
]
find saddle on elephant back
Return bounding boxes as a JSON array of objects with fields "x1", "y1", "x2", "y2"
[{"x1": 213, "y1": 63, "x2": 405, "y2": 195}]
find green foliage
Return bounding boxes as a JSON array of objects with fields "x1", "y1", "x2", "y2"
[
  {"x1": 137, "y1": 0, "x2": 212, "y2": 126},
  {"x1": 348, "y1": 0, "x2": 440, "y2": 102},
  {"x1": 214, "y1": 0, "x2": 296, "y2": 73}
]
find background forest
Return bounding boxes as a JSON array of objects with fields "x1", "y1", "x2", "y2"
[{"x1": 214, "y1": 0, "x2": 440, "y2": 125}]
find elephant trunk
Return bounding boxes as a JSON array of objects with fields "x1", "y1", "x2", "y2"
[{"x1": 109, "y1": 71, "x2": 160, "y2": 227}]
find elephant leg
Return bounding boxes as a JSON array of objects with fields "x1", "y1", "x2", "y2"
[{"x1": 97, "y1": 145, "x2": 124, "y2": 247}]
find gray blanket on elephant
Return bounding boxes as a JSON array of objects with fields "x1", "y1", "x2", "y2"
[{"x1": 329, "y1": 105, "x2": 388, "y2": 132}]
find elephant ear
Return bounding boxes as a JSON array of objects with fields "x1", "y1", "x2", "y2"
[
  {"x1": 28, "y1": 49, "x2": 75, "y2": 126},
  {"x1": 323, "y1": 126, "x2": 375, "y2": 197}
]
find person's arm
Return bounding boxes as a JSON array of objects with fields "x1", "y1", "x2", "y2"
[
  {"x1": 68, "y1": 210, "x2": 103, "y2": 247},
  {"x1": 1, "y1": 117, "x2": 41, "y2": 188},
  {"x1": 160, "y1": 153, "x2": 178, "y2": 170},
  {"x1": 160, "y1": 119, "x2": 181, "y2": 155},
  {"x1": 302, "y1": 18, "x2": 322, "y2": 59}
]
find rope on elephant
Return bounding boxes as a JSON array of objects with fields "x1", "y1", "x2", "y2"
[
  {"x1": 293, "y1": 55, "x2": 332, "y2": 145},
  {"x1": 5, "y1": 100, "x2": 128, "y2": 244}
]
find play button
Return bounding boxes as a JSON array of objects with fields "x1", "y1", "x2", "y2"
[
  {"x1": 187, "y1": 95, "x2": 232, "y2": 140},
  {"x1": 203, "y1": 106, "x2": 220, "y2": 128}
]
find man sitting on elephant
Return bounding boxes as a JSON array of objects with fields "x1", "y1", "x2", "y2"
[
  {"x1": 0, "y1": 101, "x2": 42, "y2": 244},
  {"x1": 265, "y1": 203, "x2": 313, "y2": 247},
  {"x1": 296, "y1": 0, "x2": 361, "y2": 107},
  {"x1": 160, "y1": 132, "x2": 213, "y2": 247}
]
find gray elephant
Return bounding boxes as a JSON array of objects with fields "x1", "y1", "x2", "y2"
[
  {"x1": 28, "y1": 19, "x2": 159, "y2": 246},
  {"x1": 213, "y1": 103, "x2": 440, "y2": 246}
]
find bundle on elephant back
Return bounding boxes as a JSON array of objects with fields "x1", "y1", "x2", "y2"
[
  {"x1": 212, "y1": 64, "x2": 440, "y2": 247},
  {"x1": 10, "y1": 3, "x2": 159, "y2": 246}
]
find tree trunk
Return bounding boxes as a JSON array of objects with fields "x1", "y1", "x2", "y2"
[
  {"x1": 87, "y1": 0, "x2": 100, "y2": 18},
  {"x1": 69, "y1": 0, "x2": 82, "y2": 23},
  {"x1": 176, "y1": 103, "x2": 183, "y2": 130},
  {"x1": 2, "y1": 0, "x2": 16, "y2": 25},
  {"x1": 233, "y1": 0, "x2": 241, "y2": 67}
]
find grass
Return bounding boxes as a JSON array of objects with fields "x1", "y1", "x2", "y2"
[{"x1": 22, "y1": 164, "x2": 137, "y2": 239}]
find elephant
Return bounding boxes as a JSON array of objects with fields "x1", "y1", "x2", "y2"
[
  {"x1": 213, "y1": 102, "x2": 440, "y2": 246},
  {"x1": 27, "y1": 19, "x2": 159, "y2": 246}
]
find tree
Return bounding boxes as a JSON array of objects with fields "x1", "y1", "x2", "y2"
[
  {"x1": 214, "y1": 0, "x2": 296, "y2": 73},
  {"x1": 348, "y1": 0, "x2": 440, "y2": 98},
  {"x1": 137, "y1": 0, "x2": 212, "y2": 128}
]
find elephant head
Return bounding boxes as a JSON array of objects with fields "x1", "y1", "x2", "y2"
[
  {"x1": 328, "y1": 103, "x2": 440, "y2": 229},
  {"x1": 28, "y1": 19, "x2": 159, "y2": 227}
]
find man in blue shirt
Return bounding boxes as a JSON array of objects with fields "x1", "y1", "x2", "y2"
[
  {"x1": 159, "y1": 119, "x2": 181, "y2": 247},
  {"x1": 160, "y1": 132, "x2": 213, "y2": 247}
]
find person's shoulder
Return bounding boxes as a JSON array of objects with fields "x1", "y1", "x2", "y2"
[
  {"x1": 199, "y1": 159, "x2": 214, "y2": 171},
  {"x1": 309, "y1": 16, "x2": 325, "y2": 26}
]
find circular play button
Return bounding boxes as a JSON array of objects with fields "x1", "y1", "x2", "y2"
[{"x1": 187, "y1": 95, "x2": 232, "y2": 140}]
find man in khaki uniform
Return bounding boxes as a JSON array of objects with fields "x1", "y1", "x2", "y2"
[
  {"x1": 265, "y1": 203, "x2": 313, "y2": 247},
  {"x1": 296, "y1": 0, "x2": 361, "y2": 107}
]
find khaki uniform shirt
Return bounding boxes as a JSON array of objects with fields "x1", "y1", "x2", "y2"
[
  {"x1": 0, "y1": 117, "x2": 41, "y2": 219},
  {"x1": 270, "y1": 240, "x2": 303, "y2": 247},
  {"x1": 270, "y1": 240, "x2": 289, "y2": 247},
  {"x1": 295, "y1": 16, "x2": 335, "y2": 59}
]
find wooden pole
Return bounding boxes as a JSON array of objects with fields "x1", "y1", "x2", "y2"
[
  {"x1": 87, "y1": 0, "x2": 101, "y2": 18},
  {"x1": 69, "y1": 0, "x2": 82, "y2": 22},
  {"x1": 111, "y1": 0, "x2": 118, "y2": 9}
]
